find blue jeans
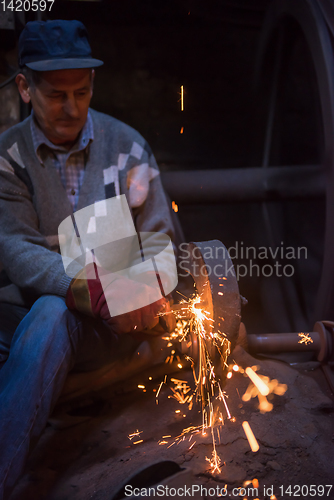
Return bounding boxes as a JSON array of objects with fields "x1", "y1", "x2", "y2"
[{"x1": 0, "y1": 295, "x2": 134, "y2": 499}]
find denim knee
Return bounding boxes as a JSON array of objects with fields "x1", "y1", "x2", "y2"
[{"x1": 12, "y1": 295, "x2": 80, "y2": 354}]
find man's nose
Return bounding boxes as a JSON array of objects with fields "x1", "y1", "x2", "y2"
[{"x1": 63, "y1": 95, "x2": 80, "y2": 118}]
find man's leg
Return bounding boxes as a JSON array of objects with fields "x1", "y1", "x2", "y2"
[{"x1": 0, "y1": 295, "x2": 121, "y2": 500}]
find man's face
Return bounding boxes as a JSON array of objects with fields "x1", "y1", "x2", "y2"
[{"x1": 27, "y1": 68, "x2": 94, "y2": 147}]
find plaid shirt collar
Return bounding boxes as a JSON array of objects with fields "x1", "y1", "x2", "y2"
[{"x1": 30, "y1": 110, "x2": 94, "y2": 162}]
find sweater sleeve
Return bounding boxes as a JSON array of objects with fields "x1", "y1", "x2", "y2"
[{"x1": 0, "y1": 163, "x2": 71, "y2": 298}]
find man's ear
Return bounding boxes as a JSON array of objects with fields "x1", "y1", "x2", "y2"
[{"x1": 15, "y1": 74, "x2": 31, "y2": 104}]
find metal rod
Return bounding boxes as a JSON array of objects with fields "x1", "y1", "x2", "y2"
[
  {"x1": 161, "y1": 165, "x2": 324, "y2": 204},
  {"x1": 247, "y1": 332, "x2": 322, "y2": 353}
]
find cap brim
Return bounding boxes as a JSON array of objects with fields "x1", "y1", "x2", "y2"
[{"x1": 25, "y1": 58, "x2": 104, "y2": 71}]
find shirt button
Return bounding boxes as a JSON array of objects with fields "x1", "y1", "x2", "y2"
[{"x1": 71, "y1": 188, "x2": 76, "y2": 195}]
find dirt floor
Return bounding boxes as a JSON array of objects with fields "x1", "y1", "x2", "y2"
[{"x1": 9, "y1": 346, "x2": 334, "y2": 500}]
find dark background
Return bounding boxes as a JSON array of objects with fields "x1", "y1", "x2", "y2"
[{"x1": 0, "y1": 0, "x2": 327, "y2": 335}]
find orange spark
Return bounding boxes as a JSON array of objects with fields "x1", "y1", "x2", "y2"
[
  {"x1": 180, "y1": 85, "x2": 184, "y2": 111},
  {"x1": 172, "y1": 201, "x2": 178, "y2": 213},
  {"x1": 245, "y1": 367, "x2": 270, "y2": 396},
  {"x1": 242, "y1": 421, "x2": 259, "y2": 452},
  {"x1": 252, "y1": 478, "x2": 259, "y2": 488},
  {"x1": 128, "y1": 429, "x2": 143, "y2": 441},
  {"x1": 298, "y1": 332, "x2": 313, "y2": 345}
]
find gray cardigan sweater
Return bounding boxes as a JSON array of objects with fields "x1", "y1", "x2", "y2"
[{"x1": 0, "y1": 109, "x2": 175, "y2": 307}]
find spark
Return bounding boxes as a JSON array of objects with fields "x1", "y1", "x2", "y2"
[
  {"x1": 138, "y1": 385, "x2": 145, "y2": 389},
  {"x1": 245, "y1": 367, "x2": 270, "y2": 396},
  {"x1": 298, "y1": 332, "x2": 313, "y2": 345},
  {"x1": 233, "y1": 364, "x2": 239, "y2": 372},
  {"x1": 180, "y1": 85, "x2": 184, "y2": 111},
  {"x1": 156, "y1": 380, "x2": 164, "y2": 400},
  {"x1": 156, "y1": 293, "x2": 232, "y2": 473},
  {"x1": 242, "y1": 371, "x2": 287, "y2": 413},
  {"x1": 180, "y1": 126, "x2": 184, "y2": 134},
  {"x1": 172, "y1": 201, "x2": 179, "y2": 213},
  {"x1": 242, "y1": 421, "x2": 259, "y2": 452},
  {"x1": 133, "y1": 440, "x2": 143, "y2": 445},
  {"x1": 128, "y1": 430, "x2": 143, "y2": 441}
]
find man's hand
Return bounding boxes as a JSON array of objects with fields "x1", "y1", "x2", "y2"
[{"x1": 66, "y1": 263, "x2": 170, "y2": 335}]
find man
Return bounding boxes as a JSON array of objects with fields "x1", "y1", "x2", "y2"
[{"x1": 0, "y1": 20, "x2": 176, "y2": 498}]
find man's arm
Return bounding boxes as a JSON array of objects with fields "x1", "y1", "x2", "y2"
[{"x1": 0, "y1": 164, "x2": 71, "y2": 298}]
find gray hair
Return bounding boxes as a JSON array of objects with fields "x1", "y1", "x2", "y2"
[{"x1": 20, "y1": 66, "x2": 42, "y2": 88}]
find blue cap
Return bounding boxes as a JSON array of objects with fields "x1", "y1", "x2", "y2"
[{"x1": 18, "y1": 20, "x2": 104, "y2": 71}]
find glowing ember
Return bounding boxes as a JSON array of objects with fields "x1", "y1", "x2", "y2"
[
  {"x1": 137, "y1": 385, "x2": 145, "y2": 389},
  {"x1": 172, "y1": 201, "x2": 179, "y2": 213},
  {"x1": 180, "y1": 126, "x2": 184, "y2": 134},
  {"x1": 242, "y1": 421, "x2": 259, "y2": 452},
  {"x1": 245, "y1": 367, "x2": 270, "y2": 396},
  {"x1": 180, "y1": 85, "x2": 184, "y2": 111},
  {"x1": 298, "y1": 332, "x2": 313, "y2": 345},
  {"x1": 128, "y1": 430, "x2": 143, "y2": 441},
  {"x1": 133, "y1": 440, "x2": 143, "y2": 445},
  {"x1": 242, "y1": 369, "x2": 287, "y2": 413}
]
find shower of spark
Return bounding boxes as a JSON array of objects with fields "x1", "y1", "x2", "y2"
[{"x1": 157, "y1": 293, "x2": 232, "y2": 473}]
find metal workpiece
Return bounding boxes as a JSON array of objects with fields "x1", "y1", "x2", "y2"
[
  {"x1": 247, "y1": 320, "x2": 334, "y2": 364},
  {"x1": 246, "y1": 321, "x2": 334, "y2": 392}
]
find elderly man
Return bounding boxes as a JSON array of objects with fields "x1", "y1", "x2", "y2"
[{"x1": 0, "y1": 19, "x2": 176, "y2": 498}]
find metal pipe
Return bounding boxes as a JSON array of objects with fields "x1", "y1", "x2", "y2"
[
  {"x1": 161, "y1": 165, "x2": 324, "y2": 204},
  {"x1": 247, "y1": 332, "x2": 322, "y2": 354}
]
